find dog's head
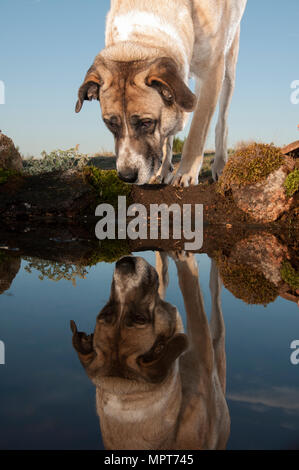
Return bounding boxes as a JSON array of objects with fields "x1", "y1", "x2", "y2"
[
  {"x1": 71, "y1": 256, "x2": 187, "y2": 387},
  {"x1": 75, "y1": 55, "x2": 196, "y2": 184}
]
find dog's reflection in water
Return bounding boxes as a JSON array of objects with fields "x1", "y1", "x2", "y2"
[{"x1": 71, "y1": 253, "x2": 230, "y2": 450}]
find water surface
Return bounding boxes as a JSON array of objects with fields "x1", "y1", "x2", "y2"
[{"x1": 0, "y1": 249, "x2": 298, "y2": 450}]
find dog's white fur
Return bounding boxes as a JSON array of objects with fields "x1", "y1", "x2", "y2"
[{"x1": 104, "y1": 0, "x2": 247, "y2": 185}]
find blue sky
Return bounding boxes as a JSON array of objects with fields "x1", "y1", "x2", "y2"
[{"x1": 0, "y1": 0, "x2": 298, "y2": 157}]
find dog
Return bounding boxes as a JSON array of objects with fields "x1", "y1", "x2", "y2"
[
  {"x1": 75, "y1": 0, "x2": 247, "y2": 186},
  {"x1": 71, "y1": 253, "x2": 230, "y2": 450}
]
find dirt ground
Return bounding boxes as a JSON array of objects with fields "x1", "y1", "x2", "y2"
[{"x1": 90, "y1": 152, "x2": 214, "y2": 180}]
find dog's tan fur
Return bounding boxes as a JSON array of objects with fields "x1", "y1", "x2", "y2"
[
  {"x1": 71, "y1": 254, "x2": 229, "y2": 450},
  {"x1": 76, "y1": 0, "x2": 247, "y2": 185}
]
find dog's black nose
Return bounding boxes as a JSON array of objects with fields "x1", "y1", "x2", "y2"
[
  {"x1": 118, "y1": 170, "x2": 138, "y2": 184},
  {"x1": 116, "y1": 256, "x2": 136, "y2": 274}
]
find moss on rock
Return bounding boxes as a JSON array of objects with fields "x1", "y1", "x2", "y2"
[
  {"x1": 87, "y1": 239, "x2": 131, "y2": 265},
  {"x1": 216, "y1": 255, "x2": 278, "y2": 305},
  {"x1": 280, "y1": 261, "x2": 299, "y2": 290},
  {"x1": 218, "y1": 143, "x2": 285, "y2": 195},
  {"x1": 0, "y1": 250, "x2": 9, "y2": 264},
  {"x1": 0, "y1": 167, "x2": 18, "y2": 184},
  {"x1": 84, "y1": 167, "x2": 132, "y2": 207},
  {"x1": 284, "y1": 169, "x2": 299, "y2": 198}
]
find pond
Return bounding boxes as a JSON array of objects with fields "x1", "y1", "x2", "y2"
[{"x1": 0, "y1": 244, "x2": 298, "y2": 450}]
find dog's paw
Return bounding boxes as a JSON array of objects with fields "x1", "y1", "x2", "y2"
[
  {"x1": 149, "y1": 163, "x2": 174, "y2": 184},
  {"x1": 211, "y1": 157, "x2": 226, "y2": 182},
  {"x1": 167, "y1": 250, "x2": 190, "y2": 262},
  {"x1": 171, "y1": 160, "x2": 201, "y2": 187},
  {"x1": 171, "y1": 171, "x2": 199, "y2": 187},
  {"x1": 168, "y1": 251, "x2": 198, "y2": 273}
]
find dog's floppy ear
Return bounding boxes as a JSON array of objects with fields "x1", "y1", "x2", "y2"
[
  {"x1": 146, "y1": 57, "x2": 196, "y2": 112},
  {"x1": 70, "y1": 320, "x2": 106, "y2": 380},
  {"x1": 137, "y1": 333, "x2": 188, "y2": 383},
  {"x1": 70, "y1": 320, "x2": 96, "y2": 367},
  {"x1": 75, "y1": 58, "x2": 112, "y2": 113}
]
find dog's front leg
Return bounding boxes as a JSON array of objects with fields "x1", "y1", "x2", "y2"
[
  {"x1": 213, "y1": 27, "x2": 240, "y2": 181},
  {"x1": 209, "y1": 259, "x2": 226, "y2": 393},
  {"x1": 150, "y1": 136, "x2": 174, "y2": 184},
  {"x1": 155, "y1": 251, "x2": 169, "y2": 299},
  {"x1": 172, "y1": 59, "x2": 225, "y2": 187}
]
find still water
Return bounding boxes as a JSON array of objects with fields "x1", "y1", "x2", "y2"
[{"x1": 0, "y1": 249, "x2": 298, "y2": 450}]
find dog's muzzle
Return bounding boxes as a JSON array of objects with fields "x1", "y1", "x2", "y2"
[
  {"x1": 118, "y1": 169, "x2": 138, "y2": 184},
  {"x1": 115, "y1": 256, "x2": 136, "y2": 275}
]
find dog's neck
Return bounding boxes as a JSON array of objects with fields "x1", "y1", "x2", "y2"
[
  {"x1": 96, "y1": 366, "x2": 182, "y2": 450},
  {"x1": 101, "y1": 40, "x2": 189, "y2": 79}
]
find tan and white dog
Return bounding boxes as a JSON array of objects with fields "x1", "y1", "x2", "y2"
[
  {"x1": 71, "y1": 253, "x2": 229, "y2": 450},
  {"x1": 76, "y1": 0, "x2": 247, "y2": 186}
]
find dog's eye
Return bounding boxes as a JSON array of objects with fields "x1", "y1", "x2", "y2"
[
  {"x1": 98, "y1": 305, "x2": 115, "y2": 323},
  {"x1": 104, "y1": 118, "x2": 120, "y2": 132},
  {"x1": 126, "y1": 311, "x2": 149, "y2": 326},
  {"x1": 140, "y1": 119, "x2": 154, "y2": 129}
]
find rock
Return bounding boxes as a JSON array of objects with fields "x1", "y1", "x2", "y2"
[
  {"x1": 229, "y1": 232, "x2": 288, "y2": 286},
  {"x1": 216, "y1": 232, "x2": 295, "y2": 305},
  {"x1": 218, "y1": 143, "x2": 296, "y2": 223},
  {"x1": 0, "y1": 131, "x2": 23, "y2": 171},
  {"x1": 232, "y1": 164, "x2": 294, "y2": 223},
  {"x1": 0, "y1": 254, "x2": 21, "y2": 294},
  {"x1": 282, "y1": 140, "x2": 299, "y2": 158},
  {"x1": 0, "y1": 170, "x2": 94, "y2": 219}
]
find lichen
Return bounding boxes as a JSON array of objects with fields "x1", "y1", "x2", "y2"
[
  {"x1": 23, "y1": 148, "x2": 89, "y2": 175},
  {"x1": 280, "y1": 261, "x2": 299, "y2": 291},
  {"x1": 84, "y1": 167, "x2": 132, "y2": 207},
  {"x1": 87, "y1": 239, "x2": 131, "y2": 265},
  {"x1": 216, "y1": 255, "x2": 278, "y2": 305},
  {"x1": 284, "y1": 169, "x2": 299, "y2": 198},
  {"x1": 217, "y1": 143, "x2": 285, "y2": 195},
  {"x1": 24, "y1": 257, "x2": 88, "y2": 286}
]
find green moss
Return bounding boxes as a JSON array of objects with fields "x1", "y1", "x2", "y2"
[
  {"x1": 0, "y1": 167, "x2": 18, "y2": 184},
  {"x1": 87, "y1": 239, "x2": 131, "y2": 265},
  {"x1": 280, "y1": 261, "x2": 299, "y2": 290},
  {"x1": 284, "y1": 169, "x2": 299, "y2": 198},
  {"x1": 217, "y1": 143, "x2": 285, "y2": 195},
  {"x1": 0, "y1": 250, "x2": 9, "y2": 264},
  {"x1": 217, "y1": 256, "x2": 278, "y2": 305},
  {"x1": 84, "y1": 167, "x2": 132, "y2": 207}
]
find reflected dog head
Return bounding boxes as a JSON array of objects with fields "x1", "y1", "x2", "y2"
[
  {"x1": 75, "y1": 55, "x2": 196, "y2": 184},
  {"x1": 71, "y1": 256, "x2": 187, "y2": 386}
]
